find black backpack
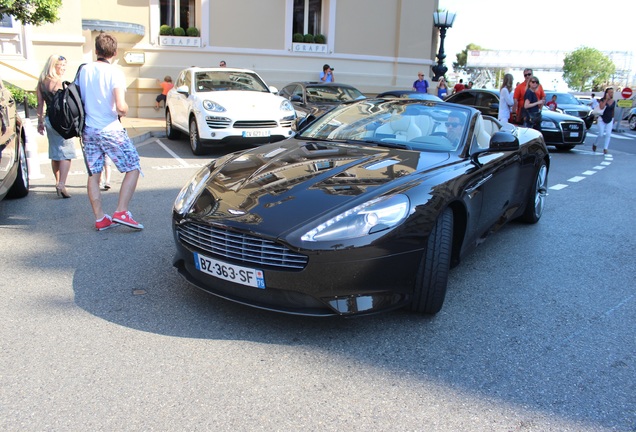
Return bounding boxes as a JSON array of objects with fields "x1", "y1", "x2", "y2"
[{"x1": 49, "y1": 64, "x2": 85, "y2": 139}]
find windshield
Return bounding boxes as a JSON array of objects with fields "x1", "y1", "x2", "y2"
[
  {"x1": 299, "y1": 99, "x2": 470, "y2": 152},
  {"x1": 195, "y1": 71, "x2": 270, "y2": 93},
  {"x1": 549, "y1": 93, "x2": 581, "y2": 105},
  {"x1": 306, "y1": 85, "x2": 366, "y2": 104}
]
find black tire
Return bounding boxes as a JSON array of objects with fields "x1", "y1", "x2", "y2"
[
  {"x1": 189, "y1": 117, "x2": 204, "y2": 155},
  {"x1": 629, "y1": 115, "x2": 636, "y2": 131},
  {"x1": 519, "y1": 159, "x2": 548, "y2": 224},
  {"x1": 7, "y1": 138, "x2": 29, "y2": 199},
  {"x1": 166, "y1": 110, "x2": 179, "y2": 140},
  {"x1": 410, "y1": 208, "x2": 453, "y2": 315}
]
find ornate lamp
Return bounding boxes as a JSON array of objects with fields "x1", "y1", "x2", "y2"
[{"x1": 431, "y1": 10, "x2": 456, "y2": 82}]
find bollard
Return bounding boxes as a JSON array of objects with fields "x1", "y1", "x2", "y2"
[{"x1": 21, "y1": 115, "x2": 45, "y2": 180}]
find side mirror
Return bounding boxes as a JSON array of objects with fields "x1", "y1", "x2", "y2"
[
  {"x1": 176, "y1": 85, "x2": 189, "y2": 96},
  {"x1": 471, "y1": 131, "x2": 519, "y2": 165},
  {"x1": 269, "y1": 86, "x2": 279, "y2": 95}
]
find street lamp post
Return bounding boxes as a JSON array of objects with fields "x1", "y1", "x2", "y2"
[{"x1": 431, "y1": 10, "x2": 456, "y2": 82}]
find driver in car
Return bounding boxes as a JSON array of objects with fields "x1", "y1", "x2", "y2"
[{"x1": 445, "y1": 112, "x2": 465, "y2": 146}]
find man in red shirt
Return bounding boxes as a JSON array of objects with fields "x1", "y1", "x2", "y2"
[
  {"x1": 512, "y1": 68, "x2": 545, "y2": 124},
  {"x1": 453, "y1": 79, "x2": 465, "y2": 94}
]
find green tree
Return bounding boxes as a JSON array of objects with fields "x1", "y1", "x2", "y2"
[
  {"x1": 0, "y1": 0, "x2": 62, "y2": 26},
  {"x1": 562, "y1": 47, "x2": 615, "y2": 92},
  {"x1": 452, "y1": 43, "x2": 484, "y2": 73}
]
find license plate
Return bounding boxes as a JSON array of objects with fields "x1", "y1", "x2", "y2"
[
  {"x1": 570, "y1": 132, "x2": 579, "y2": 137},
  {"x1": 194, "y1": 252, "x2": 265, "y2": 289},
  {"x1": 242, "y1": 130, "x2": 271, "y2": 138}
]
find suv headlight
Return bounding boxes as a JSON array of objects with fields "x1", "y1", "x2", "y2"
[{"x1": 203, "y1": 100, "x2": 226, "y2": 112}]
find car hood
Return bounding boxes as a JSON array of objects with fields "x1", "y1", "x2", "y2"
[
  {"x1": 187, "y1": 140, "x2": 451, "y2": 235},
  {"x1": 203, "y1": 91, "x2": 286, "y2": 116},
  {"x1": 542, "y1": 109, "x2": 585, "y2": 123}
]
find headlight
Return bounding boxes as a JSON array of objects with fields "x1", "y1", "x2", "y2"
[
  {"x1": 539, "y1": 118, "x2": 558, "y2": 130},
  {"x1": 301, "y1": 194, "x2": 410, "y2": 242},
  {"x1": 280, "y1": 99, "x2": 294, "y2": 112},
  {"x1": 173, "y1": 166, "x2": 213, "y2": 215},
  {"x1": 203, "y1": 100, "x2": 226, "y2": 112}
]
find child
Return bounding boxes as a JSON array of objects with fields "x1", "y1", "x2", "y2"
[
  {"x1": 154, "y1": 76, "x2": 173, "y2": 110},
  {"x1": 546, "y1": 94, "x2": 557, "y2": 111}
]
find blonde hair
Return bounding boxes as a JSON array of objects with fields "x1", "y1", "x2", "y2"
[
  {"x1": 501, "y1": 73, "x2": 514, "y2": 92},
  {"x1": 38, "y1": 54, "x2": 65, "y2": 85}
]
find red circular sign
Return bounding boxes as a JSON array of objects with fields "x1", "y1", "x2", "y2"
[{"x1": 621, "y1": 87, "x2": 633, "y2": 98}]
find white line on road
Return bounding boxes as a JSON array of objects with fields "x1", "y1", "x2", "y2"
[{"x1": 154, "y1": 139, "x2": 190, "y2": 167}]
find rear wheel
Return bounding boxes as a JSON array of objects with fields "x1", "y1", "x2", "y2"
[
  {"x1": 166, "y1": 110, "x2": 179, "y2": 140},
  {"x1": 189, "y1": 117, "x2": 204, "y2": 155},
  {"x1": 7, "y1": 138, "x2": 29, "y2": 199},
  {"x1": 629, "y1": 115, "x2": 636, "y2": 131},
  {"x1": 519, "y1": 159, "x2": 548, "y2": 224},
  {"x1": 410, "y1": 208, "x2": 453, "y2": 315}
]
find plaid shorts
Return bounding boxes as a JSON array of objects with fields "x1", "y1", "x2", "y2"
[{"x1": 82, "y1": 126, "x2": 141, "y2": 175}]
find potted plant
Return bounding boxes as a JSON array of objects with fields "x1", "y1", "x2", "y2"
[
  {"x1": 159, "y1": 25, "x2": 173, "y2": 36},
  {"x1": 186, "y1": 27, "x2": 200, "y2": 37}
]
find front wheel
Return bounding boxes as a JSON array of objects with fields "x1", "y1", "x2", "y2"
[
  {"x1": 7, "y1": 138, "x2": 29, "y2": 199},
  {"x1": 409, "y1": 208, "x2": 453, "y2": 315},
  {"x1": 629, "y1": 115, "x2": 636, "y2": 131},
  {"x1": 189, "y1": 117, "x2": 204, "y2": 155},
  {"x1": 166, "y1": 110, "x2": 179, "y2": 140},
  {"x1": 519, "y1": 159, "x2": 548, "y2": 224}
]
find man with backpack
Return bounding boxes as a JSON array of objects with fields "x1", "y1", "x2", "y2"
[{"x1": 76, "y1": 32, "x2": 143, "y2": 231}]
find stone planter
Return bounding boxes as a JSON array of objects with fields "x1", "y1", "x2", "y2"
[
  {"x1": 159, "y1": 36, "x2": 201, "y2": 47},
  {"x1": 292, "y1": 43, "x2": 328, "y2": 53}
]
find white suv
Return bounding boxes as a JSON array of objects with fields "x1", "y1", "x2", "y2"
[{"x1": 165, "y1": 67, "x2": 296, "y2": 155}]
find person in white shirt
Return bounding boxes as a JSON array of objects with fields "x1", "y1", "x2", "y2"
[
  {"x1": 77, "y1": 32, "x2": 144, "y2": 231},
  {"x1": 498, "y1": 73, "x2": 515, "y2": 124}
]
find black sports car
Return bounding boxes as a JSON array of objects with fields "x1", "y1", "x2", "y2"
[
  {"x1": 544, "y1": 91, "x2": 594, "y2": 129},
  {"x1": 376, "y1": 90, "x2": 443, "y2": 102},
  {"x1": 446, "y1": 88, "x2": 586, "y2": 151},
  {"x1": 173, "y1": 98, "x2": 550, "y2": 316},
  {"x1": 278, "y1": 82, "x2": 366, "y2": 119},
  {"x1": 0, "y1": 82, "x2": 29, "y2": 201}
]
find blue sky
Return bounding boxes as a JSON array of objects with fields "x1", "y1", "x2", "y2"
[{"x1": 438, "y1": 0, "x2": 634, "y2": 70}]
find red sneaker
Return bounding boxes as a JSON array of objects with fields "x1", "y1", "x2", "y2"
[
  {"x1": 95, "y1": 215, "x2": 115, "y2": 231},
  {"x1": 112, "y1": 210, "x2": 144, "y2": 230}
]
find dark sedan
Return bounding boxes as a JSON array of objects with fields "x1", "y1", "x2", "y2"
[
  {"x1": 545, "y1": 91, "x2": 594, "y2": 128},
  {"x1": 172, "y1": 98, "x2": 550, "y2": 317},
  {"x1": 278, "y1": 82, "x2": 366, "y2": 119},
  {"x1": 0, "y1": 82, "x2": 29, "y2": 201},
  {"x1": 446, "y1": 88, "x2": 586, "y2": 151},
  {"x1": 376, "y1": 90, "x2": 443, "y2": 102}
]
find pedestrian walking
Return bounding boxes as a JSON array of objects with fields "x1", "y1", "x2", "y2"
[
  {"x1": 76, "y1": 32, "x2": 144, "y2": 231},
  {"x1": 498, "y1": 73, "x2": 514, "y2": 124},
  {"x1": 412, "y1": 71, "x2": 429, "y2": 93},
  {"x1": 593, "y1": 88, "x2": 615, "y2": 154},
  {"x1": 523, "y1": 76, "x2": 544, "y2": 129},
  {"x1": 36, "y1": 54, "x2": 77, "y2": 198},
  {"x1": 513, "y1": 68, "x2": 545, "y2": 125}
]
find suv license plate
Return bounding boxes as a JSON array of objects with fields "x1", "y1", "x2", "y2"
[
  {"x1": 242, "y1": 130, "x2": 271, "y2": 138},
  {"x1": 194, "y1": 252, "x2": 265, "y2": 289}
]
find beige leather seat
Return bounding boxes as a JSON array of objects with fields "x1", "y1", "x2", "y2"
[{"x1": 376, "y1": 116, "x2": 422, "y2": 141}]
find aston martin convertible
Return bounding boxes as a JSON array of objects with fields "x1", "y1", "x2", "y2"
[{"x1": 172, "y1": 98, "x2": 550, "y2": 316}]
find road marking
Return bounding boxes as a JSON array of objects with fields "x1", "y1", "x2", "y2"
[
  {"x1": 568, "y1": 176, "x2": 586, "y2": 182},
  {"x1": 593, "y1": 166, "x2": 606, "y2": 170},
  {"x1": 154, "y1": 139, "x2": 190, "y2": 167},
  {"x1": 582, "y1": 170, "x2": 597, "y2": 175},
  {"x1": 549, "y1": 184, "x2": 568, "y2": 190}
]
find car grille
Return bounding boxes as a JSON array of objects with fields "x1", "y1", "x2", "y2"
[
  {"x1": 280, "y1": 118, "x2": 295, "y2": 128},
  {"x1": 564, "y1": 110, "x2": 587, "y2": 119},
  {"x1": 206, "y1": 116, "x2": 232, "y2": 129},
  {"x1": 560, "y1": 121, "x2": 585, "y2": 143},
  {"x1": 233, "y1": 120, "x2": 279, "y2": 128},
  {"x1": 176, "y1": 222, "x2": 308, "y2": 270}
]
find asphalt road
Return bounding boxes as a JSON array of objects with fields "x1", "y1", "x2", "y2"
[{"x1": 1, "y1": 133, "x2": 635, "y2": 431}]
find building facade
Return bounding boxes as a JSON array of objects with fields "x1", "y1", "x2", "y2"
[{"x1": 0, "y1": 0, "x2": 441, "y2": 117}]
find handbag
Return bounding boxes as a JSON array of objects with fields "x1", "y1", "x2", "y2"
[
  {"x1": 592, "y1": 106, "x2": 605, "y2": 116},
  {"x1": 528, "y1": 110, "x2": 542, "y2": 126}
]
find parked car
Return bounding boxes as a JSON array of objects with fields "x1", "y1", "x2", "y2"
[
  {"x1": 376, "y1": 90, "x2": 443, "y2": 102},
  {"x1": 545, "y1": 91, "x2": 594, "y2": 128},
  {"x1": 0, "y1": 82, "x2": 29, "y2": 201},
  {"x1": 446, "y1": 88, "x2": 586, "y2": 151},
  {"x1": 627, "y1": 107, "x2": 636, "y2": 130},
  {"x1": 165, "y1": 67, "x2": 296, "y2": 155},
  {"x1": 172, "y1": 98, "x2": 550, "y2": 316},
  {"x1": 278, "y1": 82, "x2": 366, "y2": 119}
]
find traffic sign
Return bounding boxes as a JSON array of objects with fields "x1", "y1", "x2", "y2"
[
  {"x1": 124, "y1": 51, "x2": 145, "y2": 65},
  {"x1": 621, "y1": 87, "x2": 632, "y2": 99},
  {"x1": 617, "y1": 99, "x2": 632, "y2": 108}
]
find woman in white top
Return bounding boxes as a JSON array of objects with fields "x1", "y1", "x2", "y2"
[{"x1": 498, "y1": 73, "x2": 515, "y2": 124}]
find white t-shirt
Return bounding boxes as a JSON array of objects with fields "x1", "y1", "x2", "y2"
[
  {"x1": 498, "y1": 87, "x2": 514, "y2": 123},
  {"x1": 77, "y1": 61, "x2": 126, "y2": 131}
]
